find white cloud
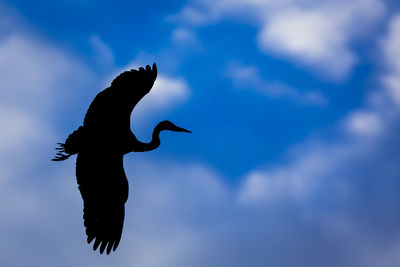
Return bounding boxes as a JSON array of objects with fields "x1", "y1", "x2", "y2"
[
  {"x1": 0, "y1": 157, "x2": 230, "y2": 267},
  {"x1": 106, "y1": 61, "x2": 190, "y2": 122},
  {"x1": 381, "y1": 15, "x2": 400, "y2": 105},
  {"x1": 225, "y1": 61, "x2": 327, "y2": 105},
  {"x1": 238, "y1": 142, "x2": 342, "y2": 204},
  {"x1": 382, "y1": 15, "x2": 400, "y2": 74},
  {"x1": 120, "y1": 161, "x2": 229, "y2": 267},
  {"x1": 168, "y1": 6, "x2": 214, "y2": 26},
  {"x1": 234, "y1": 20, "x2": 400, "y2": 257},
  {"x1": 89, "y1": 35, "x2": 114, "y2": 67},
  {"x1": 258, "y1": 8, "x2": 355, "y2": 79},
  {"x1": 346, "y1": 111, "x2": 383, "y2": 136},
  {"x1": 383, "y1": 76, "x2": 400, "y2": 104},
  {"x1": 172, "y1": 0, "x2": 385, "y2": 79},
  {"x1": 0, "y1": 106, "x2": 45, "y2": 153},
  {"x1": 129, "y1": 72, "x2": 190, "y2": 135},
  {"x1": 3, "y1": 2, "x2": 400, "y2": 266},
  {"x1": 136, "y1": 74, "x2": 189, "y2": 114},
  {"x1": 171, "y1": 27, "x2": 199, "y2": 45},
  {"x1": 0, "y1": 34, "x2": 91, "y2": 113},
  {"x1": 237, "y1": 11, "x2": 400, "y2": 208},
  {"x1": 0, "y1": 105, "x2": 54, "y2": 184},
  {"x1": 0, "y1": 9, "x2": 91, "y2": 190}
]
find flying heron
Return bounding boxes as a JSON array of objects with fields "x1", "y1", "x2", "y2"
[{"x1": 52, "y1": 63, "x2": 191, "y2": 254}]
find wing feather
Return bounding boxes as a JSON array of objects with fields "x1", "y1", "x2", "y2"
[
  {"x1": 76, "y1": 152, "x2": 129, "y2": 254},
  {"x1": 83, "y1": 63, "x2": 157, "y2": 129}
]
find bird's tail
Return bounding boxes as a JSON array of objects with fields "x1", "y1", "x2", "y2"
[
  {"x1": 52, "y1": 126, "x2": 85, "y2": 161},
  {"x1": 52, "y1": 142, "x2": 71, "y2": 161}
]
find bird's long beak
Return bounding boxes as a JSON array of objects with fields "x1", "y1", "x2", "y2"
[{"x1": 174, "y1": 125, "x2": 192, "y2": 133}]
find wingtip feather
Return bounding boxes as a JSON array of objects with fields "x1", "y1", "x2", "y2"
[
  {"x1": 100, "y1": 241, "x2": 107, "y2": 254},
  {"x1": 93, "y1": 238, "x2": 101, "y2": 251},
  {"x1": 152, "y1": 62, "x2": 157, "y2": 78}
]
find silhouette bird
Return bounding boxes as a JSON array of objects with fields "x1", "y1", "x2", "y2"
[{"x1": 52, "y1": 63, "x2": 191, "y2": 254}]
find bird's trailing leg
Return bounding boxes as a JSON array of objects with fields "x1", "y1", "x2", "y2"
[{"x1": 52, "y1": 143, "x2": 72, "y2": 161}]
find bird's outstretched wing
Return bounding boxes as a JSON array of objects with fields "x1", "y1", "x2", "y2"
[
  {"x1": 83, "y1": 63, "x2": 157, "y2": 129},
  {"x1": 76, "y1": 152, "x2": 129, "y2": 254}
]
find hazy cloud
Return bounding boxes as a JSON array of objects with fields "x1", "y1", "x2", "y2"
[
  {"x1": 172, "y1": 0, "x2": 385, "y2": 79},
  {"x1": 171, "y1": 27, "x2": 200, "y2": 46},
  {"x1": 2, "y1": 2, "x2": 400, "y2": 267},
  {"x1": 225, "y1": 61, "x2": 327, "y2": 106},
  {"x1": 381, "y1": 14, "x2": 400, "y2": 105},
  {"x1": 238, "y1": 12, "x2": 400, "y2": 207},
  {"x1": 103, "y1": 61, "x2": 190, "y2": 123},
  {"x1": 89, "y1": 35, "x2": 115, "y2": 67}
]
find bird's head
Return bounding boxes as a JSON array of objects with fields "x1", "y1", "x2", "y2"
[
  {"x1": 156, "y1": 120, "x2": 191, "y2": 133},
  {"x1": 111, "y1": 63, "x2": 158, "y2": 98}
]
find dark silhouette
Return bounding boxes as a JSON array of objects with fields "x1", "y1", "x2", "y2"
[{"x1": 53, "y1": 63, "x2": 191, "y2": 254}]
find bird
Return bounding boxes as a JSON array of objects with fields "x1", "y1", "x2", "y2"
[{"x1": 52, "y1": 63, "x2": 191, "y2": 255}]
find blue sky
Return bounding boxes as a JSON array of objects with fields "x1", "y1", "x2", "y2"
[{"x1": 1, "y1": 0, "x2": 400, "y2": 266}]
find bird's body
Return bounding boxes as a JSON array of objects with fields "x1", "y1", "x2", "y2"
[{"x1": 53, "y1": 63, "x2": 190, "y2": 254}]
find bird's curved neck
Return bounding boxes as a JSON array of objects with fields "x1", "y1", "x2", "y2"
[
  {"x1": 148, "y1": 126, "x2": 162, "y2": 151},
  {"x1": 130, "y1": 123, "x2": 163, "y2": 152}
]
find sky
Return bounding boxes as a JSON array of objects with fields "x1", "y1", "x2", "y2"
[{"x1": 1, "y1": 0, "x2": 400, "y2": 266}]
